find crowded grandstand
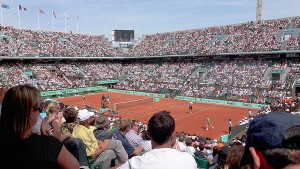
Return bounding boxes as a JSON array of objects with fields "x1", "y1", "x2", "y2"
[
  {"x1": 1, "y1": 16, "x2": 300, "y2": 98},
  {"x1": 0, "y1": 4, "x2": 300, "y2": 169}
]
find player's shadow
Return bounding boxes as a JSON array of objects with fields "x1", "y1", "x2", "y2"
[{"x1": 201, "y1": 127, "x2": 207, "y2": 130}]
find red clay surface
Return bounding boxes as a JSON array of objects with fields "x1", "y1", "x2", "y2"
[{"x1": 56, "y1": 92, "x2": 257, "y2": 140}]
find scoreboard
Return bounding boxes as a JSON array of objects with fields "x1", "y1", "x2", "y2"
[{"x1": 112, "y1": 30, "x2": 134, "y2": 42}]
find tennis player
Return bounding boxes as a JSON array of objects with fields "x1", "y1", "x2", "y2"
[
  {"x1": 82, "y1": 95, "x2": 86, "y2": 103},
  {"x1": 206, "y1": 115, "x2": 214, "y2": 130},
  {"x1": 188, "y1": 100, "x2": 193, "y2": 114}
]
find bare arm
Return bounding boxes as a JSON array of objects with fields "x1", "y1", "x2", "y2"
[
  {"x1": 55, "y1": 112, "x2": 63, "y2": 129},
  {"x1": 50, "y1": 119, "x2": 62, "y2": 140},
  {"x1": 90, "y1": 139, "x2": 109, "y2": 160},
  {"x1": 41, "y1": 117, "x2": 52, "y2": 136},
  {"x1": 57, "y1": 145, "x2": 80, "y2": 169},
  {"x1": 204, "y1": 155, "x2": 213, "y2": 165},
  {"x1": 91, "y1": 144, "x2": 104, "y2": 161},
  {"x1": 133, "y1": 146, "x2": 144, "y2": 155},
  {"x1": 60, "y1": 131, "x2": 72, "y2": 142}
]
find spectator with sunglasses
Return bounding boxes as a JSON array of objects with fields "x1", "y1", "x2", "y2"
[
  {"x1": 44, "y1": 101, "x2": 69, "y2": 140},
  {"x1": 32, "y1": 100, "x2": 45, "y2": 135},
  {"x1": 33, "y1": 100, "x2": 69, "y2": 141},
  {"x1": 34, "y1": 101, "x2": 89, "y2": 167},
  {"x1": 0, "y1": 84, "x2": 80, "y2": 169}
]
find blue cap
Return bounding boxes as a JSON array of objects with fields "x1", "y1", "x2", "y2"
[{"x1": 240, "y1": 112, "x2": 300, "y2": 166}]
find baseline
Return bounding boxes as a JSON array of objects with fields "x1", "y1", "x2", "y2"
[{"x1": 174, "y1": 108, "x2": 209, "y2": 120}]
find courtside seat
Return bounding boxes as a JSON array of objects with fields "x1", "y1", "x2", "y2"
[
  {"x1": 87, "y1": 156, "x2": 116, "y2": 169},
  {"x1": 194, "y1": 156, "x2": 210, "y2": 169},
  {"x1": 87, "y1": 156, "x2": 102, "y2": 169}
]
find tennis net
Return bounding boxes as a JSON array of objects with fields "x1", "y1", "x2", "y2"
[{"x1": 114, "y1": 97, "x2": 153, "y2": 110}]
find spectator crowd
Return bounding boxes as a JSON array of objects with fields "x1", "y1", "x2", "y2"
[
  {"x1": 0, "y1": 15, "x2": 299, "y2": 169},
  {"x1": 1, "y1": 16, "x2": 300, "y2": 57},
  {"x1": 2, "y1": 58, "x2": 300, "y2": 105},
  {"x1": 0, "y1": 84, "x2": 299, "y2": 169}
]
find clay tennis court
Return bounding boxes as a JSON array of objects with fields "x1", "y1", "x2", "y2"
[{"x1": 56, "y1": 92, "x2": 257, "y2": 140}]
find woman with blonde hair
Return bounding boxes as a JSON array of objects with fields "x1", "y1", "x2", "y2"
[
  {"x1": 43, "y1": 100, "x2": 72, "y2": 141},
  {"x1": 0, "y1": 84, "x2": 80, "y2": 169},
  {"x1": 44, "y1": 102, "x2": 89, "y2": 167},
  {"x1": 44, "y1": 101, "x2": 63, "y2": 126}
]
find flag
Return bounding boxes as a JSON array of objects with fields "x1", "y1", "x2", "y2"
[
  {"x1": 52, "y1": 11, "x2": 56, "y2": 18},
  {"x1": 65, "y1": 12, "x2": 69, "y2": 18},
  {"x1": 38, "y1": 8, "x2": 45, "y2": 14},
  {"x1": 1, "y1": 3, "x2": 9, "y2": 9},
  {"x1": 18, "y1": 4, "x2": 26, "y2": 11}
]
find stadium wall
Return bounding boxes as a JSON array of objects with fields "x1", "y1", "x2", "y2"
[
  {"x1": 41, "y1": 86, "x2": 107, "y2": 98},
  {"x1": 175, "y1": 96, "x2": 265, "y2": 109}
]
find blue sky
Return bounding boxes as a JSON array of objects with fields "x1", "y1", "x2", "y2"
[{"x1": 1, "y1": 0, "x2": 300, "y2": 41}]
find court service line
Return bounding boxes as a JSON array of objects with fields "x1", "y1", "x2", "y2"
[
  {"x1": 114, "y1": 99, "x2": 209, "y2": 112},
  {"x1": 117, "y1": 104, "x2": 209, "y2": 120},
  {"x1": 174, "y1": 108, "x2": 208, "y2": 121},
  {"x1": 116, "y1": 103, "x2": 160, "y2": 113},
  {"x1": 117, "y1": 109, "x2": 152, "y2": 118},
  {"x1": 127, "y1": 101, "x2": 192, "y2": 111},
  {"x1": 117, "y1": 103, "x2": 196, "y2": 116},
  {"x1": 133, "y1": 104, "x2": 187, "y2": 112},
  {"x1": 157, "y1": 101, "x2": 209, "y2": 111}
]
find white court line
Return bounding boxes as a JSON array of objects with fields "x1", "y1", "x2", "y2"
[
  {"x1": 124, "y1": 102, "x2": 201, "y2": 113},
  {"x1": 117, "y1": 109, "x2": 154, "y2": 118},
  {"x1": 118, "y1": 107, "x2": 209, "y2": 122},
  {"x1": 161, "y1": 101, "x2": 209, "y2": 111},
  {"x1": 116, "y1": 100, "x2": 209, "y2": 120},
  {"x1": 174, "y1": 108, "x2": 208, "y2": 120},
  {"x1": 118, "y1": 103, "x2": 188, "y2": 117},
  {"x1": 116, "y1": 99, "x2": 208, "y2": 112}
]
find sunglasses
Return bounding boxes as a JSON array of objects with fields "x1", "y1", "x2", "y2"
[{"x1": 34, "y1": 101, "x2": 45, "y2": 113}]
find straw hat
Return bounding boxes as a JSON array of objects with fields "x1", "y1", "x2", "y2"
[{"x1": 94, "y1": 115, "x2": 110, "y2": 129}]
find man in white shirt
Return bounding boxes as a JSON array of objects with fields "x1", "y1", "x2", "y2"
[
  {"x1": 116, "y1": 111, "x2": 197, "y2": 169},
  {"x1": 184, "y1": 138, "x2": 196, "y2": 155},
  {"x1": 248, "y1": 109, "x2": 252, "y2": 118},
  {"x1": 176, "y1": 134, "x2": 187, "y2": 152}
]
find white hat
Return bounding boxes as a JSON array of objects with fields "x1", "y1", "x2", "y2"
[{"x1": 78, "y1": 109, "x2": 95, "y2": 121}]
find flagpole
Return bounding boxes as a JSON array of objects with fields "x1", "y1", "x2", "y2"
[
  {"x1": 76, "y1": 16, "x2": 79, "y2": 33},
  {"x1": 64, "y1": 13, "x2": 67, "y2": 33},
  {"x1": 52, "y1": 11, "x2": 54, "y2": 31},
  {"x1": 38, "y1": 11, "x2": 40, "y2": 30},
  {"x1": 18, "y1": 6, "x2": 21, "y2": 28},
  {"x1": 1, "y1": 5, "x2": 3, "y2": 26}
]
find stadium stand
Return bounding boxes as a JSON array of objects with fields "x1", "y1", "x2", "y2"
[
  {"x1": 0, "y1": 16, "x2": 300, "y2": 169},
  {"x1": 0, "y1": 16, "x2": 299, "y2": 57}
]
